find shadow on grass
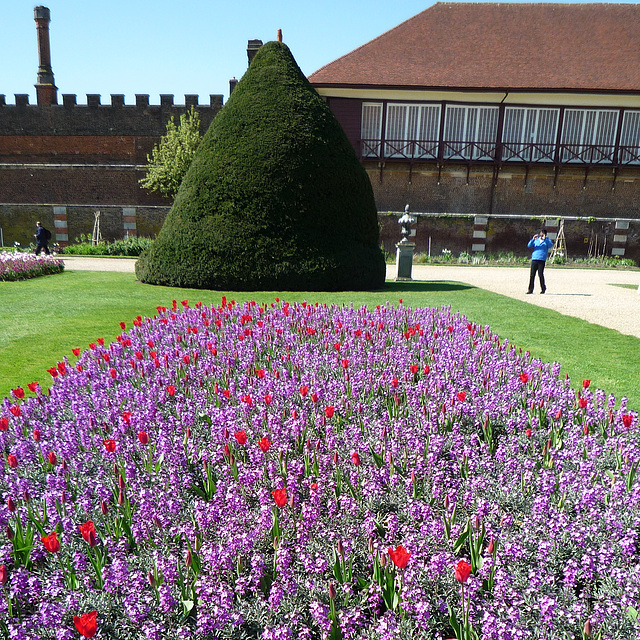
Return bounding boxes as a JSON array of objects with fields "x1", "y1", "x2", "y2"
[{"x1": 382, "y1": 280, "x2": 475, "y2": 293}]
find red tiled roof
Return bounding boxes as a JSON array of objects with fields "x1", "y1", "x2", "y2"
[{"x1": 309, "y1": 3, "x2": 640, "y2": 93}]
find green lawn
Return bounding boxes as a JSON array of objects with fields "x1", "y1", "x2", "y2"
[{"x1": 1, "y1": 270, "x2": 639, "y2": 409}]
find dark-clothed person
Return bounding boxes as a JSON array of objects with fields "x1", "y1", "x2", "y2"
[{"x1": 35, "y1": 221, "x2": 51, "y2": 256}]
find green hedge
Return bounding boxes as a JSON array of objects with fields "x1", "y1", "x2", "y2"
[{"x1": 136, "y1": 41, "x2": 385, "y2": 291}]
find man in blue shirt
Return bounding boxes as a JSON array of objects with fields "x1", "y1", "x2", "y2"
[{"x1": 527, "y1": 229, "x2": 554, "y2": 294}]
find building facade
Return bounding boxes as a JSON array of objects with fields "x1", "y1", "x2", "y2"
[
  {"x1": 309, "y1": 3, "x2": 640, "y2": 261},
  {"x1": 0, "y1": 7, "x2": 223, "y2": 247}
]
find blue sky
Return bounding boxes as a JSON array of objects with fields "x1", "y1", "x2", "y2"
[{"x1": 2, "y1": 0, "x2": 638, "y2": 106}]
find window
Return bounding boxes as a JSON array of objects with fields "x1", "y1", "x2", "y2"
[
  {"x1": 361, "y1": 103, "x2": 383, "y2": 158},
  {"x1": 443, "y1": 106, "x2": 499, "y2": 160},
  {"x1": 503, "y1": 108, "x2": 559, "y2": 162},
  {"x1": 384, "y1": 103, "x2": 441, "y2": 159},
  {"x1": 619, "y1": 111, "x2": 640, "y2": 164},
  {"x1": 560, "y1": 109, "x2": 618, "y2": 163}
]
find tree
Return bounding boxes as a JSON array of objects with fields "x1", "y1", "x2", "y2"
[
  {"x1": 135, "y1": 41, "x2": 385, "y2": 291},
  {"x1": 139, "y1": 107, "x2": 202, "y2": 198}
]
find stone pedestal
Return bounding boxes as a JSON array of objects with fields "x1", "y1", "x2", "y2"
[{"x1": 395, "y1": 241, "x2": 415, "y2": 280}]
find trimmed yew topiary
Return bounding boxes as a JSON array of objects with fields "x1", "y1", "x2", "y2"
[{"x1": 135, "y1": 41, "x2": 385, "y2": 291}]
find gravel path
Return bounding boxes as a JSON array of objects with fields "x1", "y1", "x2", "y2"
[{"x1": 61, "y1": 257, "x2": 640, "y2": 339}]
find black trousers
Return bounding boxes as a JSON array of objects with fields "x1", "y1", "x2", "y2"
[
  {"x1": 35, "y1": 243, "x2": 50, "y2": 256},
  {"x1": 528, "y1": 260, "x2": 546, "y2": 293}
]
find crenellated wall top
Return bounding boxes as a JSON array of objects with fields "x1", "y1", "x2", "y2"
[{"x1": 0, "y1": 94, "x2": 224, "y2": 136}]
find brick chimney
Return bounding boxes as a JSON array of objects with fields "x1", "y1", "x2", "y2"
[
  {"x1": 247, "y1": 39, "x2": 263, "y2": 66},
  {"x1": 34, "y1": 6, "x2": 57, "y2": 105}
]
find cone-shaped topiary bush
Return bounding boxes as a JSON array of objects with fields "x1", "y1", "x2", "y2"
[{"x1": 135, "y1": 41, "x2": 386, "y2": 291}]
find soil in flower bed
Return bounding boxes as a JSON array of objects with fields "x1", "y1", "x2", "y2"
[{"x1": 0, "y1": 298, "x2": 638, "y2": 639}]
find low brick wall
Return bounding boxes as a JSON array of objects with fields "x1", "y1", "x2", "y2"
[{"x1": 1, "y1": 203, "x2": 638, "y2": 264}]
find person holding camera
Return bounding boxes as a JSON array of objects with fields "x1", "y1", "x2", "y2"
[{"x1": 527, "y1": 228, "x2": 553, "y2": 294}]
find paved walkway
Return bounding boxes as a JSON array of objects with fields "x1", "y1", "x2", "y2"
[{"x1": 61, "y1": 257, "x2": 640, "y2": 339}]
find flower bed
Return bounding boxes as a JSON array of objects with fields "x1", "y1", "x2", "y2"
[
  {"x1": 0, "y1": 252, "x2": 64, "y2": 281},
  {"x1": 0, "y1": 299, "x2": 638, "y2": 639}
]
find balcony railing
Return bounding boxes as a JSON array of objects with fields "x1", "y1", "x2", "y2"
[{"x1": 362, "y1": 138, "x2": 640, "y2": 166}]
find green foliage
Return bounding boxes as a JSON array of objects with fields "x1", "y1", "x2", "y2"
[
  {"x1": 136, "y1": 41, "x2": 385, "y2": 291},
  {"x1": 139, "y1": 107, "x2": 203, "y2": 198},
  {"x1": 63, "y1": 236, "x2": 153, "y2": 257}
]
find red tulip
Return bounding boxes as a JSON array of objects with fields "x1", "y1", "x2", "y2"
[
  {"x1": 78, "y1": 521, "x2": 97, "y2": 546},
  {"x1": 388, "y1": 545, "x2": 411, "y2": 569},
  {"x1": 351, "y1": 451, "x2": 361, "y2": 466},
  {"x1": 579, "y1": 398, "x2": 588, "y2": 409},
  {"x1": 47, "y1": 367, "x2": 58, "y2": 377},
  {"x1": 0, "y1": 564, "x2": 7, "y2": 586},
  {"x1": 300, "y1": 385, "x2": 309, "y2": 397},
  {"x1": 272, "y1": 487, "x2": 287, "y2": 508},
  {"x1": 32, "y1": 428, "x2": 40, "y2": 441},
  {"x1": 42, "y1": 531, "x2": 60, "y2": 553},
  {"x1": 167, "y1": 385, "x2": 176, "y2": 396},
  {"x1": 72, "y1": 348, "x2": 81, "y2": 356},
  {"x1": 103, "y1": 439, "x2": 116, "y2": 453},
  {"x1": 9, "y1": 406, "x2": 21, "y2": 417},
  {"x1": 7, "y1": 454, "x2": 17, "y2": 468},
  {"x1": 97, "y1": 338, "x2": 104, "y2": 346},
  {"x1": 324, "y1": 406, "x2": 335, "y2": 419},
  {"x1": 27, "y1": 381, "x2": 39, "y2": 393},
  {"x1": 119, "y1": 321, "x2": 126, "y2": 330},
  {"x1": 259, "y1": 436, "x2": 271, "y2": 453},
  {"x1": 341, "y1": 359, "x2": 349, "y2": 369},
  {"x1": 264, "y1": 394, "x2": 272, "y2": 405},
  {"x1": 109, "y1": 368, "x2": 117, "y2": 379},
  {"x1": 12, "y1": 387, "x2": 25, "y2": 399},
  {"x1": 7, "y1": 497, "x2": 16, "y2": 513},
  {"x1": 57, "y1": 362, "x2": 66, "y2": 376},
  {"x1": 48, "y1": 451, "x2": 57, "y2": 465},
  {"x1": 583, "y1": 379, "x2": 591, "y2": 389},
  {"x1": 310, "y1": 482, "x2": 318, "y2": 491},
  {"x1": 122, "y1": 411, "x2": 132, "y2": 425},
  {"x1": 622, "y1": 414, "x2": 633, "y2": 429},
  {"x1": 455, "y1": 559, "x2": 472, "y2": 583},
  {"x1": 234, "y1": 430, "x2": 247, "y2": 445},
  {"x1": 423, "y1": 365, "x2": 430, "y2": 374},
  {"x1": 519, "y1": 373, "x2": 529, "y2": 384},
  {"x1": 526, "y1": 428, "x2": 532, "y2": 438},
  {"x1": 311, "y1": 392, "x2": 319, "y2": 403},
  {"x1": 137, "y1": 431, "x2": 149, "y2": 445},
  {"x1": 457, "y1": 392, "x2": 466, "y2": 402},
  {"x1": 73, "y1": 610, "x2": 97, "y2": 638},
  {"x1": 0, "y1": 418, "x2": 8, "y2": 432}
]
